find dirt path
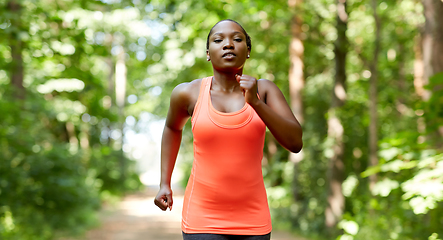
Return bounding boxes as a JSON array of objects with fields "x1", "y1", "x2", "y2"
[{"x1": 67, "y1": 188, "x2": 306, "y2": 240}]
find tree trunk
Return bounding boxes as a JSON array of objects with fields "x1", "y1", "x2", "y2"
[
  {"x1": 422, "y1": 0, "x2": 443, "y2": 141},
  {"x1": 395, "y1": 44, "x2": 409, "y2": 117},
  {"x1": 106, "y1": 57, "x2": 115, "y2": 145},
  {"x1": 413, "y1": 35, "x2": 428, "y2": 144},
  {"x1": 414, "y1": 36, "x2": 426, "y2": 99},
  {"x1": 79, "y1": 125, "x2": 90, "y2": 150},
  {"x1": 8, "y1": 0, "x2": 25, "y2": 99},
  {"x1": 107, "y1": 57, "x2": 115, "y2": 101},
  {"x1": 66, "y1": 122, "x2": 79, "y2": 151},
  {"x1": 288, "y1": 0, "x2": 305, "y2": 201},
  {"x1": 397, "y1": 44, "x2": 406, "y2": 104},
  {"x1": 422, "y1": 0, "x2": 443, "y2": 85},
  {"x1": 115, "y1": 47, "x2": 126, "y2": 112},
  {"x1": 115, "y1": 46, "x2": 127, "y2": 182},
  {"x1": 265, "y1": 132, "x2": 277, "y2": 166},
  {"x1": 325, "y1": 0, "x2": 347, "y2": 230},
  {"x1": 368, "y1": 0, "x2": 381, "y2": 192}
]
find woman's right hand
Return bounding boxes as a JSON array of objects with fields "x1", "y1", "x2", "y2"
[{"x1": 154, "y1": 186, "x2": 173, "y2": 211}]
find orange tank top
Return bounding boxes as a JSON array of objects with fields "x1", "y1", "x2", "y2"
[{"x1": 181, "y1": 76, "x2": 272, "y2": 235}]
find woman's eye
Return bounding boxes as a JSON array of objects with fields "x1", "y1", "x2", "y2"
[
  {"x1": 235, "y1": 38, "x2": 242, "y2": 42},
  {"x1": 214, "y1": 39, "x2": 222, "y2": 43}
]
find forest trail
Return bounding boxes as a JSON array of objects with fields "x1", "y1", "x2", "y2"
[{"x1": 63, "y1": 187, "x2": 307, "y2": 240}]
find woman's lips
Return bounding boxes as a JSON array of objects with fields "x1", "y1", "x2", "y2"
[{"x1": 222, "y1": 52, "x2": 236, "y2": 59}]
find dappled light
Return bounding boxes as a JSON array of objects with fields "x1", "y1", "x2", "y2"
[{"x1": 37, "y1": 78, "x2": 85, "y2": 94}]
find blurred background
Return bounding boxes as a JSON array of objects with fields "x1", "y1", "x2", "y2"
[{"x1": 1, "y1": 0, "x2": 442, "y2": 239}]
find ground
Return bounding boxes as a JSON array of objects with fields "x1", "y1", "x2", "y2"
[{"x1": 61, "y1": 187, "x2": 307, "y2": 240}]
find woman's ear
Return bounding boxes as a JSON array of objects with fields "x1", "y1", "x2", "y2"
[
  {"x1": 206, "y1": 50, "x2": 210, "y2": 61},
  {"x1": 247, "y1": 48, "x2": 251, "y2": 59}
]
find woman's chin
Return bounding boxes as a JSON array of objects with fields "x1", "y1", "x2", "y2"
[{"x1": 213, "y1": 63, "x2": 245, "y2": 72}]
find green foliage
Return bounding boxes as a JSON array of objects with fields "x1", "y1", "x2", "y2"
[
  {"x1": 1, "y1": 0, "x2": 442, "y2": 239},
  {"x1": 352, "y1": 135, "x2": 443, "y2": 240},
  {"x1": 89, "y1": 146, "x2": 143, "y2": 196},
  {"x1": 423, "y1": 72, "x2": 443, "y2": 143},
  {"x1": 0, "y1": 91, "x2": 98, "y2": 239},
  {"x1": 0, "y1": 80, "x2": 142, "y2": 240},
  {"x1": 0, "y1": 0, "x2": 144, "y2": 238},
  {"x1": 348, "y1": 68, "x2": 443, "y2": 239}
]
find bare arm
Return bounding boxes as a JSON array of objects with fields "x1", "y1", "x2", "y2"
[
  {"x1": 154, "y1": 83, "x2": 193, "y2": 211},
  {"x1": 237, "y1": 75, "x2": 303, "y2": 153}
]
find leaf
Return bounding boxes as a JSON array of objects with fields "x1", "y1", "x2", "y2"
[
  {"x1": 361, "y1": 165, "x2": 381, "y2": 178},
  {"x1": 379, "y1": 147, "x2": 401, "y2": 161},
  {"x1": 427, "y1": 72, "x2": 443, "y2": 89},
  {"x1": 338, "y1": 219, "x2": 359, "y2": 236},
  {"x1": 371, "y1": 178, "x2": 400, "y2": 197}
]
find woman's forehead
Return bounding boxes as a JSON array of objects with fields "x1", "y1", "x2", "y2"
[{"x1": 211, "y1": 21, "x2": 245, "y2": 36}]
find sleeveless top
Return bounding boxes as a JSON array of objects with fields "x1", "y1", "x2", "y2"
[{"x1": 181, "y1": 76, "x2": 272, "y2": 235}]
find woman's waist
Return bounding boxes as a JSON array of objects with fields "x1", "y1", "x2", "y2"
[
  {"x1": 187, "y1": 174, "x2": 268, "y2": 205},
  {"x1": 192, "y1": 161, "x2": 263, "y2": 184}
]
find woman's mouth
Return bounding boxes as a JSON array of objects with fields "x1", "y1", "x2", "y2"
[{"x1": 222, "y1": 52, "x2": 236, "y2": 59}]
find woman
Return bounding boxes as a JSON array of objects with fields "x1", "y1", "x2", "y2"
[{"x1": 154, "y1": 19, "x2": 303, "y2": 240}]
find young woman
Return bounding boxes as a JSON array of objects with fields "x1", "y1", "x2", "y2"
[{"x1": 154, "y1": 19, "x2": 303, "y2": 240}]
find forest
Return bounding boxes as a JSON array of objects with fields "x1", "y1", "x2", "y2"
[{"x1": 1, "y1": 0, "x2": 442, "y2": 239}]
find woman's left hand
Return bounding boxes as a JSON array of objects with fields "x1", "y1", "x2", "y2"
[{"x1": 236, "y1": 74, "x2": 259, "y2": 105}]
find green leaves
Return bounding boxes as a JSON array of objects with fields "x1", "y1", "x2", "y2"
[
  {"x1": 0, "y1": 0, "x2": 146, "y2": 238},
  {"x1": 401, "y1": 154, "x2": 443, "y2": 214},
  {"x1": 0, "y1": 0, "x2": 442, "y2": 239}
]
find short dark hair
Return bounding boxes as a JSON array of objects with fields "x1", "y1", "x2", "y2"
[{"x1": 206, "y1": 19, "x2": 252, "y2": 51}]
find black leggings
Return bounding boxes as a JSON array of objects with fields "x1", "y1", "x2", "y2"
[{"x1": 182, "y1": 232, "x2": 271, "y2": 240}]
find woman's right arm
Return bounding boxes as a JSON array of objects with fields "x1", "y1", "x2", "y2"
[{"x1": 154, "y1": 83, "x2": 193, "y2": 211}]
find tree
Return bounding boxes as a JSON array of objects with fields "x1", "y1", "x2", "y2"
[
  {"x1": 422, "y1": 0, "x2": 443, "y2": 96},
  {"x1": 0, "y1": 1, "x2": 144, "y2": 238},
  {"x1": 325, "y1": 0, "x2": 348, "y2": 231},
  {"x1": 422, "y1": 0, "x2": 443, "y2": 145},
  {"x1": 288, "y1": 0, "x2": 305, "y2": 201},
  {"x1": 368, "y1": 0, "x2": 381, "y2": 191},
  {"x1": 7, "y1": 0, "x2": 24, "y2": 99}
]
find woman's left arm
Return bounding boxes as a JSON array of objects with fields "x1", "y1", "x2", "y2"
[{"x1": 237, "y1": 75, "x2": 303, "y2": 153}]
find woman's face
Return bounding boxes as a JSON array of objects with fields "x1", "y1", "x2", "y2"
[{"x1": 207, "y1": 21, "x2": 250, "y2": 72}]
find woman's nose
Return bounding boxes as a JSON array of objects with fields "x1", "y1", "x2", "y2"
[{"x1": 223, "y1": 39, "x2": 234, "y2": 49}]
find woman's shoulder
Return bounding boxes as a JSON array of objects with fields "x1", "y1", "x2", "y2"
[
  {"x1": 257, "y1": 78, "x2": 276, "y2": 86},
  {"x1": 170, "y1": 78, "x2": 204, "y2": 111},
  {"x1": 257, "y1": 78, "x2": 280, "y2": 93},
  {"x1": 172, "y1": 78, "x2": 203, "y2": 98},
  {"x1": 257, "y1": 79, "x2": 281, "y2": 103},
  {"x1": 257, "y1": 78, "x2": 280, "y2": 91}
]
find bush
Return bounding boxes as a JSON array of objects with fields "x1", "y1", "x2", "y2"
[{"x1": 0, "y1": 93, "x2": 142, "y2": 239}]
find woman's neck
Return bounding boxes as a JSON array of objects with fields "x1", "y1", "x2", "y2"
[{"x1": 212, "y1": 69, "x2": 243, "y2": 93}]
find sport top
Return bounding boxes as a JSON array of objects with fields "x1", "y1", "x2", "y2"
[{"x1": 181, "y1": 76, "x2": 272, "y2": 235}]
